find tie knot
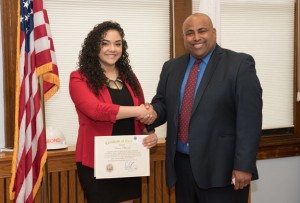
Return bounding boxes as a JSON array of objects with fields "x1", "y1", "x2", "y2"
[
  {"x1": 192, "y1": 59, "x2": 201, "y2": 70},
  {"x1": 194, "y1": 59, "x2": 201, "y2": 66}
]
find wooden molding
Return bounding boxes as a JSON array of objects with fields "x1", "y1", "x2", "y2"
[
  {"x1": 2, "y1": 0, "x2": 17, "y2": 148},
  {"x1": 173, "y1": 0, "x2": 192, "y2": 57},
  {"x1": 258, "y1": 135, "x2": 300, "y2": 159}
]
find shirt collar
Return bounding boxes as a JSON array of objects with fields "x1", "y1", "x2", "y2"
[{"x1": 189, "y1": 46, "x2": 215, "y2": 65}]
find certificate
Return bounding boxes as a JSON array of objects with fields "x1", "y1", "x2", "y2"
[{"x1": 94, "y1": 135, "x2": 150, "y2": 179}]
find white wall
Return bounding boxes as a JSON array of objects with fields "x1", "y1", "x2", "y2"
[
  {"x1": 0, "y1": 4, "x2": 5, "y2": 148},
  {"x1": 251, "y1": 156, "x2": 300, "y2": 203}
]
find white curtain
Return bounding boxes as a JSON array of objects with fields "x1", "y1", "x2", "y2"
[{"x1": 198, "y1": 0, "x2": 221, "y2": 44}]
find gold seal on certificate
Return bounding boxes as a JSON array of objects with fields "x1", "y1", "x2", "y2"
[
  {"x1": 106, "y1": 164, "x2": 113, "y2": 173},
  {"x1": 94, "y1": 135, "x2": 150, "y2": 179}
]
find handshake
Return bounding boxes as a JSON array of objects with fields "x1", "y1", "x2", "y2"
[
  {"x1": 136, "y1": 103, "x2": 157, "y2": 125},
  {"x1": 135, "y1": 103, "x2": 158, "y2": 149}
]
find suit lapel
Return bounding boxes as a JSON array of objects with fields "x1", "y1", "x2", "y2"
[
  {"x1": 191, "y1": 45, "x2": 223, "y2": 114},
  {"x1": 174, "y1": 54, "x2": 190, "y2": 94},
  {"x1": 174, "y1": 54, "x2": 190, "y2": 125}
]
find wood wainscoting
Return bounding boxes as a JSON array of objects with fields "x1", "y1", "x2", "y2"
[
  {"x1": 0, "y1": 139, "x2": 175, "y2": 203},
  {"x1": 0, "y1": 139, "x2": 251, "y2": 203}
]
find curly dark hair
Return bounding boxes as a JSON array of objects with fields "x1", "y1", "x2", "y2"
[{"x1": 78, "y1": 21, "x2": 141, "y2": 96}]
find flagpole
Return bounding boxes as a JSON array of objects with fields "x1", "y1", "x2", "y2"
[{"x1": 39, "y1": 75, "x2": 50, "y2": 203}]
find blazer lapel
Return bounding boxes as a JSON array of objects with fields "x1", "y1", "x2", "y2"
[
  {"x1": 98, "y1": 85, "x2": 113, "y2": 103},
  {"x1": 191, "y1": 45, "x2": 223, "y2": 114}
]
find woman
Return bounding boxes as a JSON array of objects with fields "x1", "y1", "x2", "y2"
[{"x1": 69, "y1": 21, "x2": 158, "y2": 203}]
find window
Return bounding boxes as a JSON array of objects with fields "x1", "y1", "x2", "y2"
[
  {"x1": 44, "y1": 0, "x2": 170, "y2": 145},
  {"x1": 194, "y1": 0, "x2": 295, "y2": 130},
  {"x1": 191, "y1": 0, "x2": 300, "y2": 159},
  {"x1": 222, "y1": 0, "x2": 295, "y2": 130}
]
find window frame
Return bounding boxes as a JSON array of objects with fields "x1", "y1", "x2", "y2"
[{"x1": 2, "y1": 0, "x2": 300, "y2": 159}]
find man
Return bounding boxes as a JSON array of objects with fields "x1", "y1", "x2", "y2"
[{"x1": 148, "y1": 13, "x2": 262, "y2": 203}]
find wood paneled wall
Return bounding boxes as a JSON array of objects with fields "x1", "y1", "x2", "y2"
[
  {"x1": 0, "y1": 140, "x2": 176, "y2": 203},
  {"x1": 0, "y1": 140, "x2": 254, "y2": 203}
]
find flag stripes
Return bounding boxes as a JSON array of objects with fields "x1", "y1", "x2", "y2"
[{"x1": 9, "y1": 0, "x2": 59, "y2": 202}]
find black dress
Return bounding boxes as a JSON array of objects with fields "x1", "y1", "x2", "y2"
[
  {"x1": 107, "y1": 84, "x2": 141, "y2": 202},
  {"x1": 77, "y1": 84, "x2": 141, "y2": 203}
]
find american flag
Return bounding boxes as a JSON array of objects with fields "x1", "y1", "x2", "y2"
[{"x1": 9, "y1": 0, "x2": 60, "y2": 202}]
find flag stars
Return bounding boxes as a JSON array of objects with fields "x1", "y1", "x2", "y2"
[
  {"x1": 25, "y1": 10, "x2": 33, "y2": 21},
  {"x1": 24, "y1": 14, "x2": 29, "y2": 21},
  {"x1": 23, "y1": 1, "x2": 30, "y2": 9},
  {"x1": 22, "y1": 0, "x2": 32, "y2": 9},
  {"x1": 21, "y1": 0, "x2": 33, "y2": 24}
]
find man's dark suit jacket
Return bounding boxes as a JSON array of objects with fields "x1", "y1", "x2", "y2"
[{"x1": 151, "y1": 44, "x2": 263, "y2": 189}]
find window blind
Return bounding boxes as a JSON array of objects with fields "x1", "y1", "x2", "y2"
[
  {"x1": 44, "y1": 0, "x2": 170, "y2": 145},
  {"x1": 194, "y1": 0, "x2": 295, "y2": 129}
]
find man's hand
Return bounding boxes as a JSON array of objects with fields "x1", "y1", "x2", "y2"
[
  {"x1": 231, "y1": 170, "x2": 252, "y2": 190},
  {"x1": 142, "y1": 130, "x2": 158, "y2": 149}
]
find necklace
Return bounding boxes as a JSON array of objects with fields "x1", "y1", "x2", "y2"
[{"x1": 106, "y1": 77, "x2": 123, "y2": 90}]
